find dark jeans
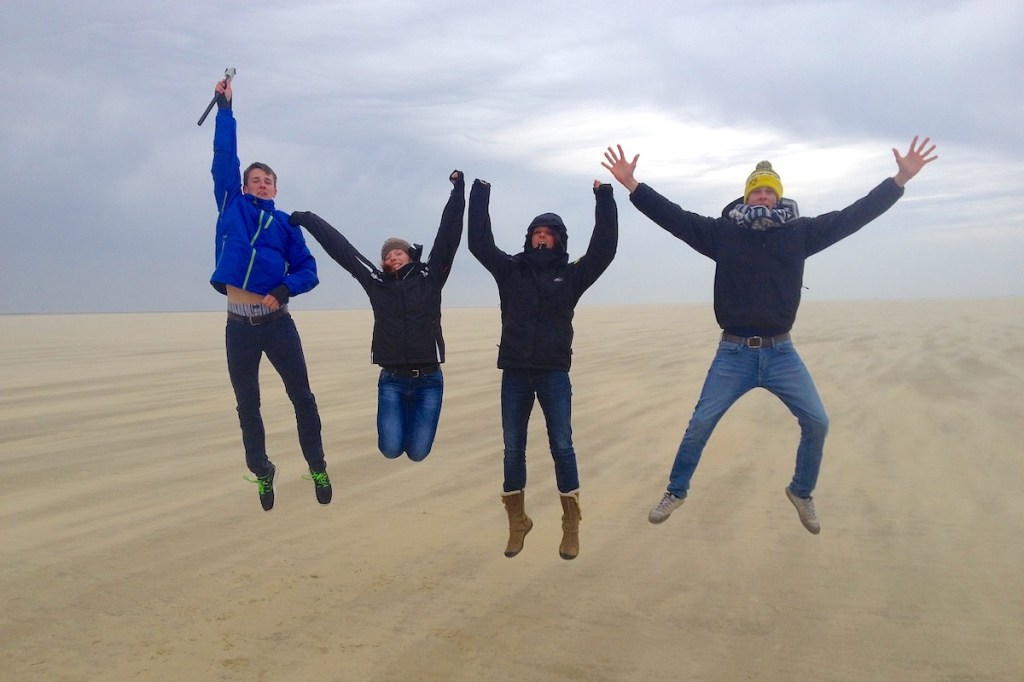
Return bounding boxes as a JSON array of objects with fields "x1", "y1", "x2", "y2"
[
  {"x1": 225, "y1": 313, "x2": 325, "y2": 477},
  {"x1": 500, "y1": 369, "x2": 579, "y2": 494}
]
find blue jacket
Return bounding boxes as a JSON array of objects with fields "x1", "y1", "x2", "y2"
[{"x1": 210, "y1": 108, "x2": 318, "y2": 297}]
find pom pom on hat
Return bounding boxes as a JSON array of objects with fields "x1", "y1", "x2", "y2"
[
  {"x1": 381, "y1": 238, "x2": 413, "y2": 261},
  {"x1": 744, "y1": 161, "x2": 783, "y2": 202}
]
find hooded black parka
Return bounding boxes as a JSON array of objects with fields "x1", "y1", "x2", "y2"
[{"x1": 469, "y1": 180, "x2": 618, "y2": 371}]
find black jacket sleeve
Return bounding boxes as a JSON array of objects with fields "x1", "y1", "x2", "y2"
[
  {"x1": 426, "y1": 171, "x2": 466, "y2": 287},
  {"x1": 569, "y1": 183, "x2": 618, "y2": 295},
  {"x1": 288, "y1": 211, "x2": 380, "y2": 287},
  {"x1": 468, "y1": 180, "x2": 511, "y2": 276},
  {"x1": 800, "y1": 178, "x2": 905, "y2": 257},
  {"x1": 629, "y1": 183, "x2": 719, "y2": 260}
]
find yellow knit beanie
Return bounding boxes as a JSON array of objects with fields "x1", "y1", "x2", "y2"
[{"x1": 744, "y1": 161, "x2": 783, "y2": 202}]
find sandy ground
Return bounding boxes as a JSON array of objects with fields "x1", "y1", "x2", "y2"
[{"x1": 2, "y1": 299, "x2": 1023, "y2": 681}]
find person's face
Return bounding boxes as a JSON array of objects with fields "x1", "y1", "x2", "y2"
[
  {"x1": 747, "y1": 186, "x2": 778, "y2": 209},
  {"x1": 531, "y1": 226, "x2": 557, "y2": 249},
  {"x1": 244, "y1": 168, "x2": 278, "y2": 200},
  {"x1": 383, "y1": 248, "x2": 411, "y2": 273}
]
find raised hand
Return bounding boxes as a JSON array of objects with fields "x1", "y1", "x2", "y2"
[
  {"x1": 216, "y1": 78, "x2": 232, "y2": 99},
  {"x1": 892, "y1": 136, "x2": 937, "y2": 187},
  {"x1": 601, "y1": 145, "x2": 640, "y2": 192}
]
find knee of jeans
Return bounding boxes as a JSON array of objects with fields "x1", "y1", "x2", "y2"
[
  {"x1": 235, "y1": 403, "x2": 262, "y2": 423},
  {"x1": 550, "y1": 445, "x2": 576, "y2": 460},
  {"x1": 685, "y1": 413, "x2": 719, "y2": 437},
  {"x1": 378, "y1": 440, "x2": 404, "y2": 459},
  {"x1": 288, "y1": 391, "x2": 318, "y2": 410},
  {"x1": 801, "y1": 413, "x2": 830, "y2": 437},
  {"x1": 406, "y1": 447, "x2": 431, "y2": 463},
  {"x1": 502, "y1": 432, "x2": 527, "y2": 452}
]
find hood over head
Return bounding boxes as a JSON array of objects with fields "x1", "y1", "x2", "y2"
[{"x1": 523, "y1": 213, "x2": 569, "y2": 253}]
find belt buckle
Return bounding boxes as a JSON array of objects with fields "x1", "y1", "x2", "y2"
[
  {"x1": 746, "y1": 336, "x2": 763, "y2": 348},
  {"x1": 410, "y1": 368, "x2": 421, "y2": 378}
]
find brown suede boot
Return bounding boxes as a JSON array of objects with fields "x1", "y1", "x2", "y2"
[
  {"x1": 559, "y1": 491, "x2": 581, "y2": 560},
  {"x1": 501, "y1": 490, "x2": 533, "y2": 558}
]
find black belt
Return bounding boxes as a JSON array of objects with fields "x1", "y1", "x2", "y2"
[
  {"x1": 382, "y1": 364, "x2": 440, "y2": 378},
  {"x1": 721, "y1": 332, "x2": 791, "y2": 348},
  {"x1": 227, "y1": 308, "x2": 289, "y2": 325}
]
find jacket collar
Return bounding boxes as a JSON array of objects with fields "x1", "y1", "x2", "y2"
[{"x1": 245, "y1": 194, "x2": 277, "y2": 212}]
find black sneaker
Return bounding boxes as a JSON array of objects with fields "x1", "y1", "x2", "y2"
[
  {"x1": 303, "y1": 468, "x2": 332, "y2": 505},
  {"x1": 245, "y1": 464, "x2": 277, "y2": 511}
]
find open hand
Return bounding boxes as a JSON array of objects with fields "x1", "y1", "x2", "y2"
[
  {"x1": 892, "y1": 136, "x2": 937, "y2": 187},
  {"x1": 602, "y1": 145, "x2": 640, "y2": 192}
]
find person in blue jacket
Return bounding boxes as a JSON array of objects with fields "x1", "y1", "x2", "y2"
[
  {"x1": 288, "y1": 170, "x2": 466, "y2": 462},
  {"x1": 603, "y1": 138, "x2": 936, "y2": 534},
  {"x1": 210, "y1": 77, "x2": 331, "y2": 512}
]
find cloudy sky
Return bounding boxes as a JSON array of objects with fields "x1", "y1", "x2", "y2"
[{"x1": 1, "y1": 0, "x2": 1021, "y2": 314}]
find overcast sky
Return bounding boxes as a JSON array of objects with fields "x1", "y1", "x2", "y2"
[{"x1": 1, "y1": 0, "x2": 1021, "y2": 315}]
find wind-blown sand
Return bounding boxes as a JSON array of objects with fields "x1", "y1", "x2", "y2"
[{"x1": 2, "y1": 299, "x2": 1023, "y2": 681}]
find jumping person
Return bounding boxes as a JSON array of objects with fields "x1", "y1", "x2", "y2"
[
  {"x1": 288, "y1": 171, "x2": 465, "y2": 462},
  {"x1": 469, "y1": 178, "x2": 618, "y2": 560},
  {"x1": 210, "y1": 77, "x2": 331, "y2": 511},
  {"x1": 602, "y1": 137, "x2": 937, "y2": 534}
]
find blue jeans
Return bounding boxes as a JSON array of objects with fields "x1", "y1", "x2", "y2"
[
  {"x1": 225, "y1": 314, "x2": 326, "y2": 477},
  {"x1": 501, "y1": 369, "x2": 579, "y2": 494},
  {"x1": 377, "y1": 369, "x2": 444, "y2": 461},
  {"x1": 667, "y1": 339, "x2": 829, "y2": 499}
]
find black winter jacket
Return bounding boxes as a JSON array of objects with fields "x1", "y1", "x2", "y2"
[
  {"x1": 469, "y1": 180, "x2": 618, "y2": 371},
  {"x1": 290, "y1": 176, "x2": 465, "y2": 367},
  {"x1": 630, "y1": 178, "x2": 904, "y2": 336}
]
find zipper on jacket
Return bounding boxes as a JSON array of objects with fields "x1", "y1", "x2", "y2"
[{"x1": 241, "y1": 210, "x2": 272, "y2": 290}]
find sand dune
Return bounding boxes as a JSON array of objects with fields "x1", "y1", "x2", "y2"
[{"x1": 2, "y1": 299, "x2": 1023, "y2": 681}]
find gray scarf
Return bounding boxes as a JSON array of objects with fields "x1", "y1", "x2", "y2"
[{"x1": 728, "y1": 204, "x2": 796, "y2": 231}]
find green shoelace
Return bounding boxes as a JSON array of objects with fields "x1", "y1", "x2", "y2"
[
  {"x1": 243, "y1": 475, "x2": 273, "y2": 494},
  {"x1": 302, "y1": 471, "x2": 330, "y2": 488}
]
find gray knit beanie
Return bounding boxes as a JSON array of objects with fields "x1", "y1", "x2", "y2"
[{"x1": 381, "y1": 238, "x2": 413, "y2": 261}]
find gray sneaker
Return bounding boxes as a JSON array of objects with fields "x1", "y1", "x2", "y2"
[
  {"x1": 648, "y1": 492, "x2": 685, "y2": 524},
  {"x1": 785, "y1": 487, "x2": 820, "y2": 535}
]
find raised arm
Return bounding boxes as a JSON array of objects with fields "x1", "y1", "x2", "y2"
[
  {"x1": 892, "y1": 136, "x2": 938, "y2": 187},
  {"x1": 468, "y1": 179, "x2": 510, "y2": 275},
  {"x1": 425, "y1": 170, "x2": 466, "y2": 287},
  {"x1": 800, "y1": 137, "x2": 937, "y2": 256},
  {"x1": 570, "y1": 181, "x2": 618, "y2": 293},
  {"x1": 288, "y1": 211, "x2": 379, "y2": 286},
  {"x1": 211, "y1": 78, "x2": 240, "y2": 210},
  {"x1": 603, "y1": 144, "x2": 719, "y2": 259}
]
